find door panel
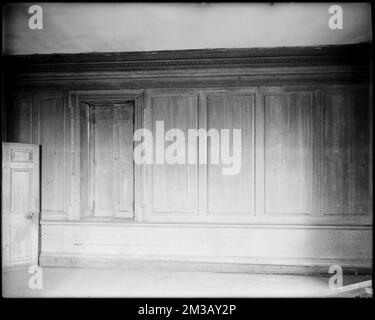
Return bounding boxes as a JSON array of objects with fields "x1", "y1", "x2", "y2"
[
  {"x1": 322, "y1": 91, "x2": 371, "y2": 215},
  {"x1": 264, "y1": 93, "x2": 313, "y2": 215},
  {"x1": 7, "y1": 96, "x2": 33, "y2": 144},
  {"x1": 89, "y1": 103, "x2": 135, "y2": 218},
  {"x1": 205, "y1": 94, "x2": 254, "y2": 214},
  {"x1": 94, "y1": 106, "x2": 114, "y2": 216},
  {"x1": 2, "y1": 142, "x2": 40, "y2": 270},
  {"x1": 39, "y1": 97, "x2": 66, "y2": 214},
  {"x1": 151, "y1": 94, "x2": 198, "y2": 214},
  {"x1": 11, "y1": 169, "x2": 32, "y2": 212},
  {"x1": 116, "y1": 105, "x2": 134, "y2": 215}
]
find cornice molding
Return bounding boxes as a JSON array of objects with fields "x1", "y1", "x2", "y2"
[{"x1": 6, "y1": 43, "x2": 372, "y2": 74}]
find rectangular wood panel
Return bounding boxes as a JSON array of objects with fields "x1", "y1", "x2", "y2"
[
  {"x1": 80, "y1": 103, "x2": 90, "y2": 217},
  {"x1": 11, "y1": 169, "x2": 32, "y2": 212},
  {"x1": 151, "y1": 95, "x2": 198, "y2": 214},
  {"x1": 39, "y1": 97, "x2": 66, "y2": 213},
  {"x1": 206, "y1": 94, "x2": 254, "y2": 214},
  {"x1": 8, "y1": 98, "x2": 32, "y2": 143},
  {"x1": 94, "y1": 106, "x2": 114, "y2": 216},
  {"x1": 264, "y1": 93, "x2": 313, "y2": 215},
  {"x1": 323, "y1": 91, "x2": 371, "y2": 215},
  {"x1": 11, "y1": 225, "x2": 32, "y2": 260},
  {"x1": 350, "y1": 93, "x2": 371, "y2": 215},
  {"x1": 11, "y1": 150, "x2": 33, "y2": 162},
  {"x1": 89, "y1": 103, "x2": 135, "y2": 218},
  {"x1": 116, "y1": 105, "x2": 134, "y2": 214}
]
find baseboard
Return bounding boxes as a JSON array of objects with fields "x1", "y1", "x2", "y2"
[{"x1": 39, "y1": 253, "x2": 372, "y2": 275}]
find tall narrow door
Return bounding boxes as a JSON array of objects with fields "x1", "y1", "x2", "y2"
[
  {"x1": 89, "y1": 103, "x2": 135, "y2": 218},
  {"x1": 2, "y1": 142, "x2": 40, "y2": 270}
]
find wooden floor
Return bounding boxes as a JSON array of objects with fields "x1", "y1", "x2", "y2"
[{"x1": 2, "y1": 267, "x2": 371, "y2": 298}]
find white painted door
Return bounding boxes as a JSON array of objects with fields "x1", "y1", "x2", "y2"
[{"x1": 2, "y1": 142, "x2": 40, "y2": 270}]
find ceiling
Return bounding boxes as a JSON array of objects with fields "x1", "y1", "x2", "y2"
[{"x1": 3, "y1": 3, "x2": 372, "y2": 55}]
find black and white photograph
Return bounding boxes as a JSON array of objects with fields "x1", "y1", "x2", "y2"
[{"x1": 1, "y1": 2, "x2": 373, "y2": 303}]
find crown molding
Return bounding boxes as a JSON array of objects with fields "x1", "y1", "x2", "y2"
[{"x1": 5, "y1": 43, "x2": 372, "y2": 74}]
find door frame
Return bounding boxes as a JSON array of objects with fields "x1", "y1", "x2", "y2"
[{"x1": 68, "y1": 90, "x2": 145, "y2": 222}]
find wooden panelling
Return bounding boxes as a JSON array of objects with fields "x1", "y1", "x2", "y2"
[
  {"x1": 264, "y1": 93, "x2": 313, "y2": 215},
  {"x1": 4, "y1": 44, "x2": 372, "y2": 272},
  {"x1": 89, "y1": 103, "x2": 135, "y2": 218},
  {"x1": 144, "y1": 86, "x2": 371, "y2": 224},
  {"x1": 150, "y1": 94, "x2": 198, "y2": 214},
  {"x1": 205, "y1": 93, "x2": 254, "y2": 214},
  {"x1": 39, "y1": 221, "x2": 372, "y2": 271},
  {"x1": 38, "y1": 96, "x2": 66, "y2": 214},
  {"x1": 11, "y1": 149, "x2": 33, "y2": 162},
  {"x1": 11, "y1": 225, "x2": 32, "y2": 260},
  {"x1": 351, "y1": 93, "x2": 372, "y2": 215},
  {"x1": 116, "y1": 104, "x2": 134, "y2": 215},
  {"x1": 6, "y1": 86, "x2": 372, "y2": 226},
  {"x1": 92, "y1": 106, "x2": 114, "y2": 216},
  {"x1": 11, "y1": 169, "x2": 32, "y2": 212},
  {"x1": 7, "y1": 97, "x2": 33, "y2": 144},
  {"x1": 322, "y1": 90, "x2": 371, "y2": 216},
  {"x1": 79, "y1": 102, "x2": 90, "y2": 218}
]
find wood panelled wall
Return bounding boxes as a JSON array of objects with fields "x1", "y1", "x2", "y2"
[
  {"x1": 143, "y1": 87, "x2": 371, "y2": 225},
  {"x1": 4, "y1": 45, "x2": 372, "y2": 271},
  {"x1": 6, "y1": 93, "x2": 71, "y2": 221},
  {"x1": 6, "y1": 87, "x2": 371, "y2": 225}
]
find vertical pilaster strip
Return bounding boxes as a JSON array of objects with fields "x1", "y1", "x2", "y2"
[
  {"x1": 69, "y1": 93, "x2": 81, "y2": 220},
  {"x1": 255, "y1": 87, "x2": 265, "y2": 217}
]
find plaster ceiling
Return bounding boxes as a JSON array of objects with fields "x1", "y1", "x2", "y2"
[{"x1": 3, "y1": 3, "x2": 372, "y2": 55}]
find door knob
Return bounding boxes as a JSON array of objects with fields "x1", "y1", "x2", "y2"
[{"x1": 27, "y1": 213, "x2": 34, "y2": 220}]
